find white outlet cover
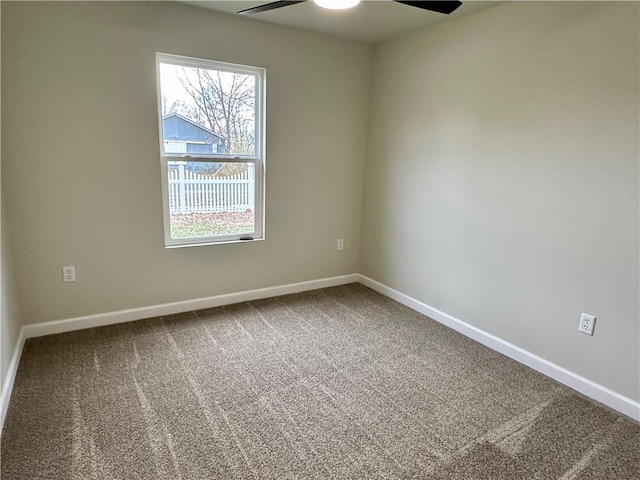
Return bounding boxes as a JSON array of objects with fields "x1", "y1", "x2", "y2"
[
  {"x1": 578, "y1": 313, "x2": 596, "y2": 336},
  {"x1": 63, "y1": 266, "x2": 76, "y2": 282}
]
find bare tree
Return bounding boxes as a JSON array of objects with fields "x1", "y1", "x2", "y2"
[{"x1": 176, "y1": 68, "x2": 255, "y2": 155}]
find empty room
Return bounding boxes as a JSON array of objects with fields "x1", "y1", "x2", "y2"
[{"x1": 1, "y1": 0, "x2": 638, "y2": 478}]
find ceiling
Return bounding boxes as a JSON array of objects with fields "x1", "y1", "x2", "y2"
[{"x1": 182, "y1": 1, "x2": 501, "y2": 44}]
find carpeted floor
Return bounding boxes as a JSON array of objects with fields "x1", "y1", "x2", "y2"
[{"x1": 1, "y1": 283, "x2": 639, "y2": 479}]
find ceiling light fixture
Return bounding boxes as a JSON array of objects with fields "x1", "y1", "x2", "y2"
[{"x1": 312, "y1": 0, "x2": 361, "y2": 10}]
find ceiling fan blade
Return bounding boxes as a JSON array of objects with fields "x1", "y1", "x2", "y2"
[
  {"x1": 393, "y1": 1, "x2": 462, "y2": 15},
  {"x1": 238, "y1": 1, "x2": 308, "y2": 15}
]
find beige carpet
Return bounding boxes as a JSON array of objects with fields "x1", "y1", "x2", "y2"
[{"x1": 2, "y1": 284, "x2": 638, "y2": 479}]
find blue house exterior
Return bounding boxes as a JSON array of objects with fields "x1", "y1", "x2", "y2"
[{"x1": 162, "y1": 113, "x2": 225, "y2": 154}]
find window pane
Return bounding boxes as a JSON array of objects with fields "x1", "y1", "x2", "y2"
[
  {"x1": 186, "y1": 143, "x2": 213, "y2": 154},
  {"x1": 167, "y1": 161, "x2": 256, "y2": 240},
  {"x1": 159, "y1": 62, "x2": 256, "y2": 157}
]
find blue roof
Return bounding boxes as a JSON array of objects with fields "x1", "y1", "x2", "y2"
[{"x1": 162, "y1": 114, "x2": 224, "y2": 143}]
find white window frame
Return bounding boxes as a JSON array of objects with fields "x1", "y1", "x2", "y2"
[{"x1": 156, "y1": 53, "x2": 265, "y2": 248}]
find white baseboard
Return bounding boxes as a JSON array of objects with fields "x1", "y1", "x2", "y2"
[
  {"x1": 0, "y1": 328, "x2": 25, "y2": 435},
  {"x1": 357, "y1": 274, "x2": 640, "y2": 422},
  {"x1": 22, "y1": 274, "x2": 359, "y2": 339}
]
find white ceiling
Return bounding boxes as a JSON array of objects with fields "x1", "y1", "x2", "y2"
[{"x1": 182, "y1": 1, "x2": 501, "y2": 44}]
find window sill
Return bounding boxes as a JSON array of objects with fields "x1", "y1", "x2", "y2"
[{"x1": 165, "y1": 236, "x2": 265, "y2": 249}]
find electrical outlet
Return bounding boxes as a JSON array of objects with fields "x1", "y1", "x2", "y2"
[
  {"x1": 62, "y1": 266, "x2": 76, "y2": 283},
  {"x1": 578, "y1": 313, "x2": 596, "y2": 336},
  {"x1": 337, "y1": 238, "x2": 344, "y2": 251}
]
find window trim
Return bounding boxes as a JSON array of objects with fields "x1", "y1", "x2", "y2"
[{"x1": 155, "y1": 53, "x2": 266, "y2": 248}]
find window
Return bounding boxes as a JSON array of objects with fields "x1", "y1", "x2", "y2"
[{"x1": 156, "y1": 53, "x2": 265, "y2": 247}]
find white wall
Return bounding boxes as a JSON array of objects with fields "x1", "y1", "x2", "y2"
[
  {"x1": 0, "y1": 0, "x2": 21, "y2": 398},
  {"x1": 0, "y1": 0, "x2": 22, "y2": 390},
  {"x1": 1, "y1": 197, "x2": 22, "y2": 392},
  {"x1": 361, "y1": 1, "x2": 639, "y2": 401},
  {"x1": 1, "y1": 0, "x2": 23, "y2": 394},
  {"x1": 1, "y1": 2, "x2": 371, "y2": 325}
]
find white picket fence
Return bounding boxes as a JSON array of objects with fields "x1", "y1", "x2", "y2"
[{"x1": 168, "y1": 164, "x2": 255, "y2": 214}]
